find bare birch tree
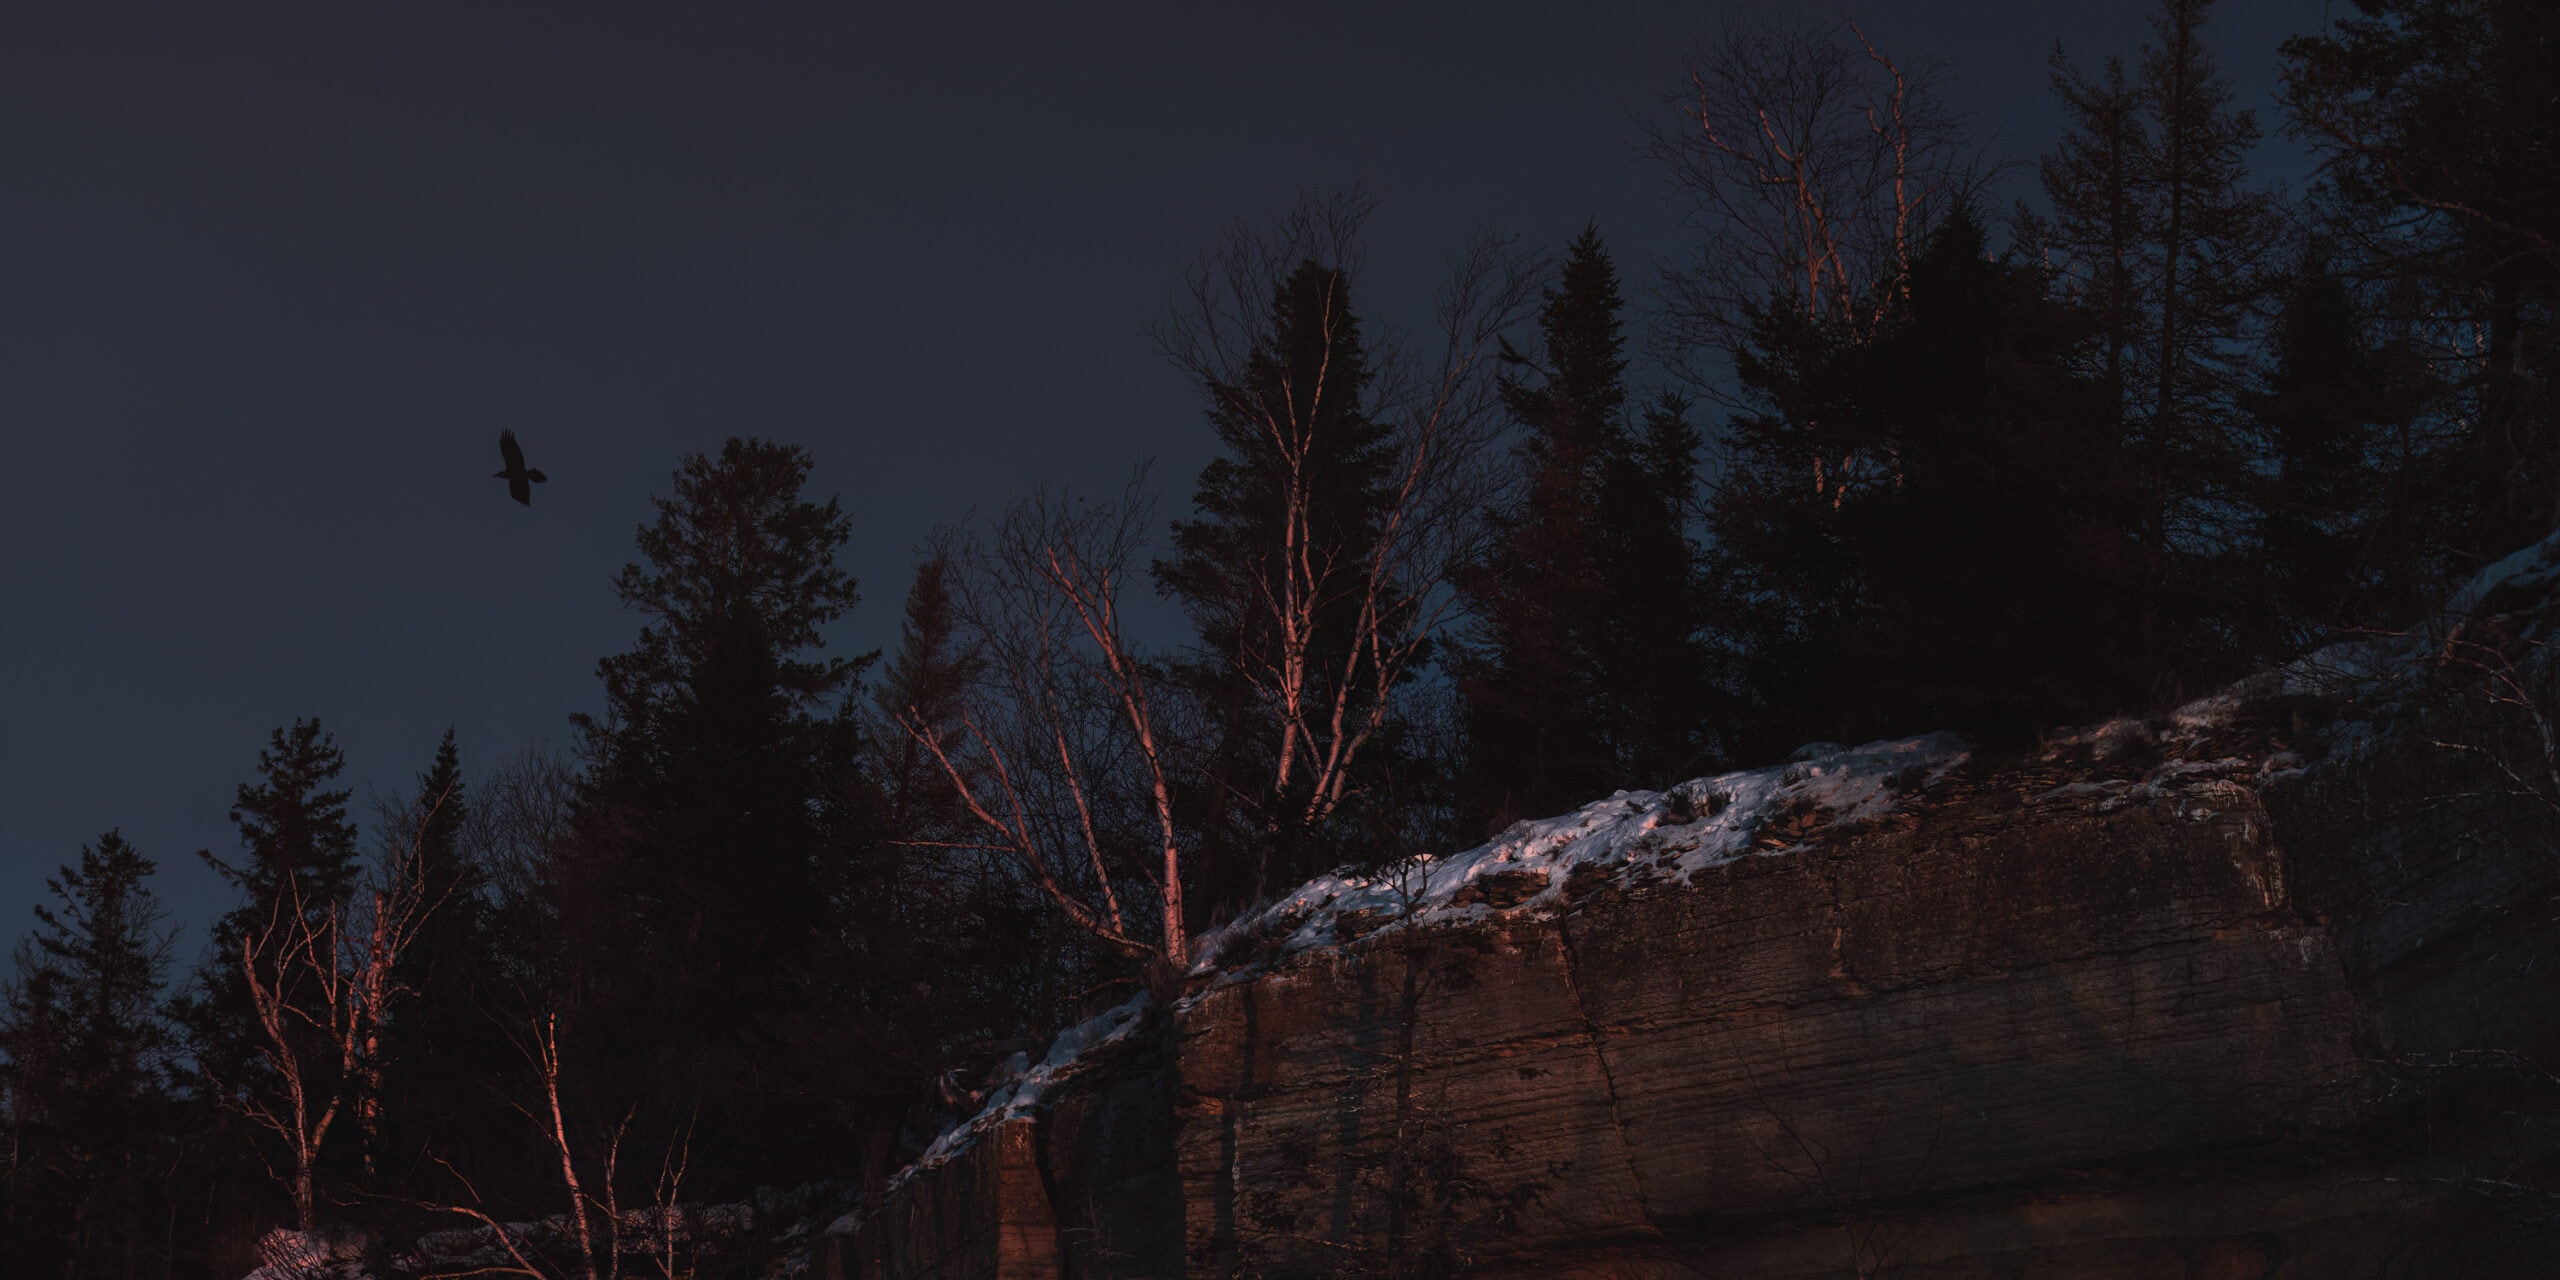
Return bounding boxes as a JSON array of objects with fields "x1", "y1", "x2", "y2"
[
  {"x1": 228, "y1": 788, "x2": 452, "y2": 1232},
  {"x1": 899, "y1": 480, "x2": 1191, "y2": 968},
  {"x1": 1154, "y1": 195, "x2": 1543, "y2": 896},
  {"x1": 1651, "y1": 16, "x2": 1993, "y2": 387},
  {"x1": 899, "y1": 201, "x2": 1537, "y2": 970}
]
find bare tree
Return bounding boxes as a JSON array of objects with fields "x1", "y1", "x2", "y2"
[
  {"x1": 1154, "y1": 196, "x2": 1543, "y2": 893},
  {"x1": 2413, "y1": 621, "x2": 2560, "y2": 821},
  {"x1": 900, "y1": 202, "x2": 1537, "y2": 969},
  {"x1": 466, "y1": 745, "x2": 582, "y2": 904},
  {"x1": 901, "y1": 481, "x2": 1191, "y2": 968},
  {"x1": 228, "y1": 787, "x2": 453, "y2": 1232},
  {"x1": 1651, "y1": 16, "x2": 1993, "y2": 388}
]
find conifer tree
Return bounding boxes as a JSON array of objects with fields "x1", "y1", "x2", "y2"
[
  {"x1": 1457, "y1": 228, "x2": 1626, "y2": 827},
  {"x1": 2282, "y1": 0, "x2": 2560, "y2": 557},
  {"x1": 1711, "y1": 209, "x2": 2140, "y2": 750},
  {"x1": 1843, "y1": 211, "x2": 2144, "y2": 739},
  {"x1": 556, "y1": 437, "x2": 895, "y2": 1194},
  {"x1": 870, "y1": 554, "x2": 1073, "y2": 1080},
  {"x1": 2020, "y1": 50, "x2": 2143, "y2": 412},
  {"x1": 185, "y1": 719, "x2": 361, "y2": 1091},
  {"x1": 1592, "y1": 393, "x2": 1716, "y2": 782},
  {"x1": 202, "y1": 720, "x2": 363, "y2": 916},
  {"x1": 2243, "y1": 249, "x2": 2440, "y2": 652},
  {"x1": 371, "y1": 731, "x2": 508, "y2": 1203},
  {"x1": 1458, "y1": 229, "x2": 1715, "y2": 826},
  {"x1": 2037, "y1": 0, "x2": 2283, "y2": 692},
  {"x1": 873, "y1": 554, "x2": 985, "y2": 843},
  {"x1": 0, "y1": 832, "x2": 185, "y2": 1274}
]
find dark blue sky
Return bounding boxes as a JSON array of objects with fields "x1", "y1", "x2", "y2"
[{"x1": 0, "y1": 1, "x2": 2334, "y2": 957}]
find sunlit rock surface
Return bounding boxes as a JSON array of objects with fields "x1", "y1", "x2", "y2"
[{"x1": 824, "y1": 539, "x2": 2560, "y2": 1279}]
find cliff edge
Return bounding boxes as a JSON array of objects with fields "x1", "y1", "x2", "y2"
[{"x1": 827, "y1": 536, "x2": 2560, "y2": 1279}]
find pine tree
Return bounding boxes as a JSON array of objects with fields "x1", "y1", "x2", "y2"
[{"x1": 0, "y1": 832, "x2": 186, "y2": 1275}]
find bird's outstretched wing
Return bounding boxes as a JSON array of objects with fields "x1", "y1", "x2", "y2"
[
  {"x1": 498, "y1": 429, "x2": 527, "y2": 472},
  {"x1": 508, "y1": 475, "x2": 533, "y2": 506}
]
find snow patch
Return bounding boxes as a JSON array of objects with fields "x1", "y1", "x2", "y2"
[
  {"x1": 827, "y1": 991, "x2": 1153, "y2": 1236},
  {"x1": 1188, "y1": 733, "x2": 1973, "y2": 982},
  {"x1": 2449, "y1": 529, "x2": 2560, "y2": 621}
]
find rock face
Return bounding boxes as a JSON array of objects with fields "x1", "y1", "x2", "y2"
[{"x1": 827, "y1": 702, "x2": 2560, "y2": 1277}]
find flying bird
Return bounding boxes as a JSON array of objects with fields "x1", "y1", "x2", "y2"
[{"x1": 493, "y1": 430, "x2": 548, "y2": 506}]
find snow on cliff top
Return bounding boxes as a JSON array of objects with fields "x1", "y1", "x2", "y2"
[
  {"x1": 2035, "y1": 527, "x2": 2560, "y2": 797},
  {"x1": 1188, "y1": 731, "x2": 1973, "y2": 983},
  {"x1": 837, "y1": 732, "x2": 1973, "y2": 1230},
  {"x1": 848, "y1": 531, "x2": 2560, "y2": 1236},
  {"x1": 827, "y1": 990, "x2": 1152, "y2": 1235}
]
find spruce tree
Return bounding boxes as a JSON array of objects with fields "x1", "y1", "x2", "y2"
[
  {"x1": 1457, "y1": 227, "x2": 1627, "y2": 828},
  {"x1": 185, "y1": 719, "x2": 361, "y2": 1092},
  {"x1": 2038, "y1": 0, "x2": 2284, "y2": 693},
  {"x1": 371, "y1": 731, "x2": 510, "y2": 1207},
  {"x1": 869, "y1": 556, "x2": 1071, "y2": 1110},
  {"x1": 1706, "y1": 299, "x2": 1877, "y2": 761},
  {"x1": 1843, "y1": 210, "x2": 2144, "y2": 739},
  {"x1": 2020, "y1": 49, "x2": 2144, "y2": 414},
  {"x1": 201, "y1": 719, "x2": 363, "y2": 916},
  {"x1": 1591, "y1": 393, "x2": 1716, "y2": 783},
  {"x1": 1457, "y1": 228, "x2": 1715, "y2": 826},
  {"x1": 1710, "y1": 209, "x2": 2141, "y2": 750},
  {"x1": 0, "y1": 832, "x2": 185, "y2": 1275},
  {"x1": 557, "y1": 437, "x2": 895, "y2": 1195},
  {"x1": 2282, "y1": 0, "x2": 2560, "y2": 557},
  {"x1": 2243, "y1": 249, "x2": 2440, "y2": 652}
]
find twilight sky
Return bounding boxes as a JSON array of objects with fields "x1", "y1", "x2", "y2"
[{"x1": 0, "y1": 1, "x2": 2335, "y2": 956}]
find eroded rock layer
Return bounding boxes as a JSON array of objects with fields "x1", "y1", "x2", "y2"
[{"x1": 830, "y1": 719, "x2": 2560, "y2": 1279}]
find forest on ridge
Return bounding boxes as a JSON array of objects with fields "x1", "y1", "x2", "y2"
[{"x1": 3, "y1": 0, "x2": 2554, "y2": 1273}]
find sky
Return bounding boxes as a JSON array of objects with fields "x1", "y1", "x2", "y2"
[{"x1": 0, "y1": 0, "x2": 2340, "y2": 959}]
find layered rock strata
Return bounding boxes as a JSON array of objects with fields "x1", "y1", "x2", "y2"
[{"x1": 828, "y1": 694, "x2": 2560, "y2": 1278}]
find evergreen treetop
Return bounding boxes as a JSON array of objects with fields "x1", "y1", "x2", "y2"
[{"x1": 197, "y1": 718, "x2": 361, "y2": 949}]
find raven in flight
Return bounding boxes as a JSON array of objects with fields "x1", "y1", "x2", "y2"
[{"x1": 494, "y1": 430, "x2": 548, "y2": 506}]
